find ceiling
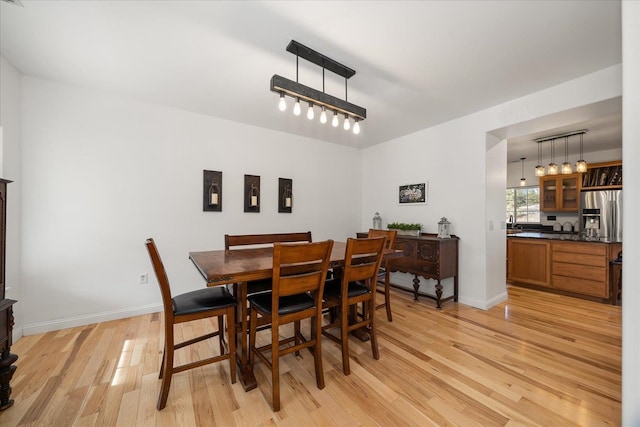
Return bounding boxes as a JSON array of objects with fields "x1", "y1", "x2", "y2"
[{"x1": 0, "y1": 1, "x2": 622, "y2": 158}]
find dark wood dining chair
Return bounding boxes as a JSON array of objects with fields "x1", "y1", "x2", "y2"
[
  {"x1": 322, "y1": 236, "x2": 386, "y2": 375},
  {"x1": 367, "y1": 228, "x2": 397, "y2": 321},
  {"x1": 248, "y1": 239, "x2": 333, "y2": 412},
  {"x1": 145, "y1": 238, "x2": 237, "y2": 410}
]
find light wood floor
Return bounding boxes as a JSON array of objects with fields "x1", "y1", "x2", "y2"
[{"x1": 0, "y1": 286, "x2": 621, "y2": 426}]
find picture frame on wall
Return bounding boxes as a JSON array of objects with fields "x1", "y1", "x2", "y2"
[
  {"x1": 244, "y1": 174, "x2": 260, "y2": 213},
  {"x1": 203, "y1": 170, "x2": 222, "y2": 212},
  {"x1": 278, "y1": 178, "x2": 293, "y2": 213},
  {"x1": 398, "y1": 182, "x2": 427, "y2": 205}
]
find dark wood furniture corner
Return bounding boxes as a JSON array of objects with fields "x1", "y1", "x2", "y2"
[
  {"x1": 0, "y1": 178, "x2": 17, "y2": 411},
  {"x1": 357, "y1": 232, "x2": 459, "y2": 308}
]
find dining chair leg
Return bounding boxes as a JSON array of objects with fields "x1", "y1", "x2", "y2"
[
  {"x1": 384, "y1": 270, "x2": 393, "y2": 322},
  {"x1": 271, "y1": 324, "x2": 281, "y2": 412},
  {"x1": 340, "y1": 303, "x2": 351, "y2": 376},
  {"x1": 157, "y1": 325, "x2": 174, "y2": 410},
  {"x1": 313, "y1": 315, "x2": 325, "y2": 389},
  {"x1": 248, "y1": 308, "x2": 257, "y2": 368},
  {"x1": 294, "y1": 320, "x2": 301, "y2": 356},
  {"x1": 226, "y1": 307, "x2": 237, "y2": 383},
  {"x1": 368, "y1": 300, "x2": 380, "y2": 360},
  {"x1": 218, "y1": 314, "x2": 226, "y2": 354}
]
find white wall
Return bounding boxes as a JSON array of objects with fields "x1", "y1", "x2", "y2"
[
  {"x1": 362, "y1": 64, "x2": 622, "y2": 310},
  {"x1": 19, "y1": 77, "x2": 363, "y2": 334},
  {"x1": 622, "y1": 1, "x2": 640, "y2": 424},
  {"x1": 0, "y1": 55, "x2": 22, "y2": 338}
]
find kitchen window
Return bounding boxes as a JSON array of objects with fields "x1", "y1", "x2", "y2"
[{"x1": 506, "y1": 186, "x2": 540, "y2": 224}]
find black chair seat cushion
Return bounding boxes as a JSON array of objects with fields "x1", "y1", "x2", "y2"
[
  {"x1": 323, "y1": 278, "x2": 370, "y2": 298},
  {"x1": 172, "y1": 286, "x2": 236, "y2": 316},
  {"x1": 248, "y1": 291, "x2": 315, "y2": 315},
  {"x1": 246, "y1": 278, "x2": 272, "y2": 295}
]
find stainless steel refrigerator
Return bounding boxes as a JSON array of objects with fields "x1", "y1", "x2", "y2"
[{"x1": 580, "y1": 190, "x2": 622, "y2": 241}]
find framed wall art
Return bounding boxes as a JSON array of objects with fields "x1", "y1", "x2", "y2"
[
  {"x1": 278, "y1": 178, "x2": 293, "y2": 213},
  {"x1": 398, "y1": 182, "x2": 427, "y2": 205},
  {"x1": 244, "y1": 174, "x2": 260, "y2": 213},
  {"x1": 203, "y1": 170, "x2": 222, "y2": 212}
]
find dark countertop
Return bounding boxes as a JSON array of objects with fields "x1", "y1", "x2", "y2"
[{"x1": 508, "y1": 232, "x2": 620, "y2": 244}]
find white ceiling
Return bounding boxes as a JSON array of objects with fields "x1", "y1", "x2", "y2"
[{"x1": 0, "y1": 0, "x2": 622, "y2": 160}]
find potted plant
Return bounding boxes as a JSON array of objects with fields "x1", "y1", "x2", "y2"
[{"x1": 387, "y1": 222, "x2": 422, "y2": 237}]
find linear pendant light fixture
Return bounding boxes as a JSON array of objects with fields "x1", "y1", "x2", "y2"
[
  {"x1": 270, "y1": 40, "x2": 366, "y2": 135},
  {"x1": 533, "y1": 129, "x2": 588, "y2": 177}
]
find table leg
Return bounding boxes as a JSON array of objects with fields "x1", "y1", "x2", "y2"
[
  {"x1": 412, "y1": 275, "x2": 420, "y2": 301},
  {"x1": 234, "y1": 283, "x2": 257, "y2": 391},
  {"x1": 435, "y1": 280, "x2": 443, "y2": 309}
]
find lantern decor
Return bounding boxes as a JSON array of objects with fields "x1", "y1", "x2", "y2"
[
  {"x1": 372, "y1": 212, "x2": 382, "y2": 230},
  {"x1": 437, "y1": 217, "x2": 451, "y2": 239},
  {"x1": 203, "y1": 170, "x2": 222, "y2": 212}
]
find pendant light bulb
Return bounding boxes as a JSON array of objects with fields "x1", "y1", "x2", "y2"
[
  {"x1": 343, "y1": 114, "x2": 350, "y2": 131},
  {"x1": 320, "y1": 106, "x2": 327, "y2": 124},
  {"x1": 306, "y1": 102, "x2": 314, "y2": 120},
  {"x1": 293, "y1": 98, "x2": 301, "y2": 116},
  {"x1": 520, "y1": 178, "x2": 526, "y2": 186},
  {"x1": 576, "y1": 133, "x2": 588, "y2": 172},
  {"x1": 353, "y1": 119, "x2": 360, "y2": 134},
  {"x1": 561, "y1": 136, "x2": 572, "y2": 174},
  {"x1": 278, "y1": 93, "x2": 287, "y2": 112},
  {"x1": 332, "y1": 111, "x2": 339, "y2": 127}
]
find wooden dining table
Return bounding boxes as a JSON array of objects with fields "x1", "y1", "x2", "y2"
[{"x1": 189, "y1": 240, "x2": 400, "y2": 391}]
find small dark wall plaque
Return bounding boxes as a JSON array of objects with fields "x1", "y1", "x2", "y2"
[
  {"x1": 203, "y1": 170, "x2": 222, "y2": 212},
  {"x1": 244, "y1": 174, "x2": 260, "y2": 213},
  {"x1": 278, "y1": 178, "x2": 293, "y2": 213}
]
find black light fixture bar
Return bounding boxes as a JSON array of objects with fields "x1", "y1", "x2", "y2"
[
  {"x1": 533, "y1": 129, "x2": 588, "y2": 143},
  {"x1": 286, "y1": 40, "x2": 356, "y2": 79},
  {"x1": 271, "y1": 74, "x2": 367, "y2": 120}
]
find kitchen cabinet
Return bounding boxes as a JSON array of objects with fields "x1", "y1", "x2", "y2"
[
  {"x1": 540, "y1": 173, "x2": 581, "y2": 212},
  {"x1": 551, "y1": 241, "x2": 621, "y2": 299},
  {"x1": 508, "y1": 234, "x2": 622, "y2": 303},
  {"x1": 581, "y1": 160, "x2": 622, "y2": 190},
  {"x1": 507, "y1": 238, "x2": 550, "y2": 287}
]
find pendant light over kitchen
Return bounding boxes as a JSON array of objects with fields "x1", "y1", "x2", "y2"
[
  {"x1": 520, "y1": 157, "x2": 526, "y2": 186},
  {"x1": 535, "y1": 141, "x2": 545, "y2": 177},
  {"x1": 547, "y1": 139, "x2": 558, "y2": 175},
  {"x1": 533, "y1": 129, "x2": 588, "y2": 178},
  {"x1": 576, "y1": 132, "x2": 588, "y2": 173},
  {"x1": 561, "y1": 136, "x2": 573, "y2": 174}
]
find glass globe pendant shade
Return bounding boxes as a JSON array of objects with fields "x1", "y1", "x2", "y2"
[
  {"x1": 535, "y1": 165, "x2": 546, "y2": 177},
  {"x1": 547, "y1": 163, "x2": 558, "y2": 175},
  {"x1": 561, "y1": 162, "x2": 573, "y2": 174},
  {"x1": 576, "y1": 159, "x2": 587, "y2": 173}
]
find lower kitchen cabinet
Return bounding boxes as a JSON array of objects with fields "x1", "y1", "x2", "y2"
[
  {"x1": 507, "y1": 236, "x2": 622, "y2": 303},
  {"x1": 507, "y1": 239, "x2": 551, "y2": 287}
]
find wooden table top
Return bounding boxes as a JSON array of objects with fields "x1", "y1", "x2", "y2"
[{"x1": 189, "y1": 241, "x2": 401, "y2": 286}]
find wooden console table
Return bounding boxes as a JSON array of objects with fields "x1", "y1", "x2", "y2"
[{"x1": 357, "y1": 233, "x2": 459, "y2": 308}]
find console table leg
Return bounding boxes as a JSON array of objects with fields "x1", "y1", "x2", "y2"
[
  {"x1": 412, "y1": 275, "x2": 420, "y2": 301},
  {"x1": 435, "y1": 280, "x2": 443, "y2": 309},
  {"x1": 454, "y1": 275, "x2": 459, "y2": 302},
  {"x1": 0, "y1": 350, "x2": 18, "y2": 411}
]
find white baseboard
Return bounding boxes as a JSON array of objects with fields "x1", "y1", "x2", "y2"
[
  {"x1": 20, "y1": 303, "x2": 163, "y2": 337},
  {"x1": 458, "y1": 291, "x2": 508, "y2": 310}
]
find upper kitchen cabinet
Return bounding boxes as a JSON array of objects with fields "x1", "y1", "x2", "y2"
[
  {"x1": 581, "y1": 160, "x2": 622, "y2": 190},
  {"x1": 540, "y1": 173, "x2": 581, "y2": 212}
]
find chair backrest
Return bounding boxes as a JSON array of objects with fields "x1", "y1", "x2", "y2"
[
  {"x1": 367, "y1": 228, "x2": 397, "y2": 250},
  {"x1": 225, "y1": 231, "x2": 312, "y2": 250},
  {"x1": 271, "y1": 240, "x2": 334, "y2": 310},
  {"x1": 145, "y1": 238, "x2": 174, "y2": 317},
  {"x1": 341, "y1": 236, "x2": 387, "y2": 289}
]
